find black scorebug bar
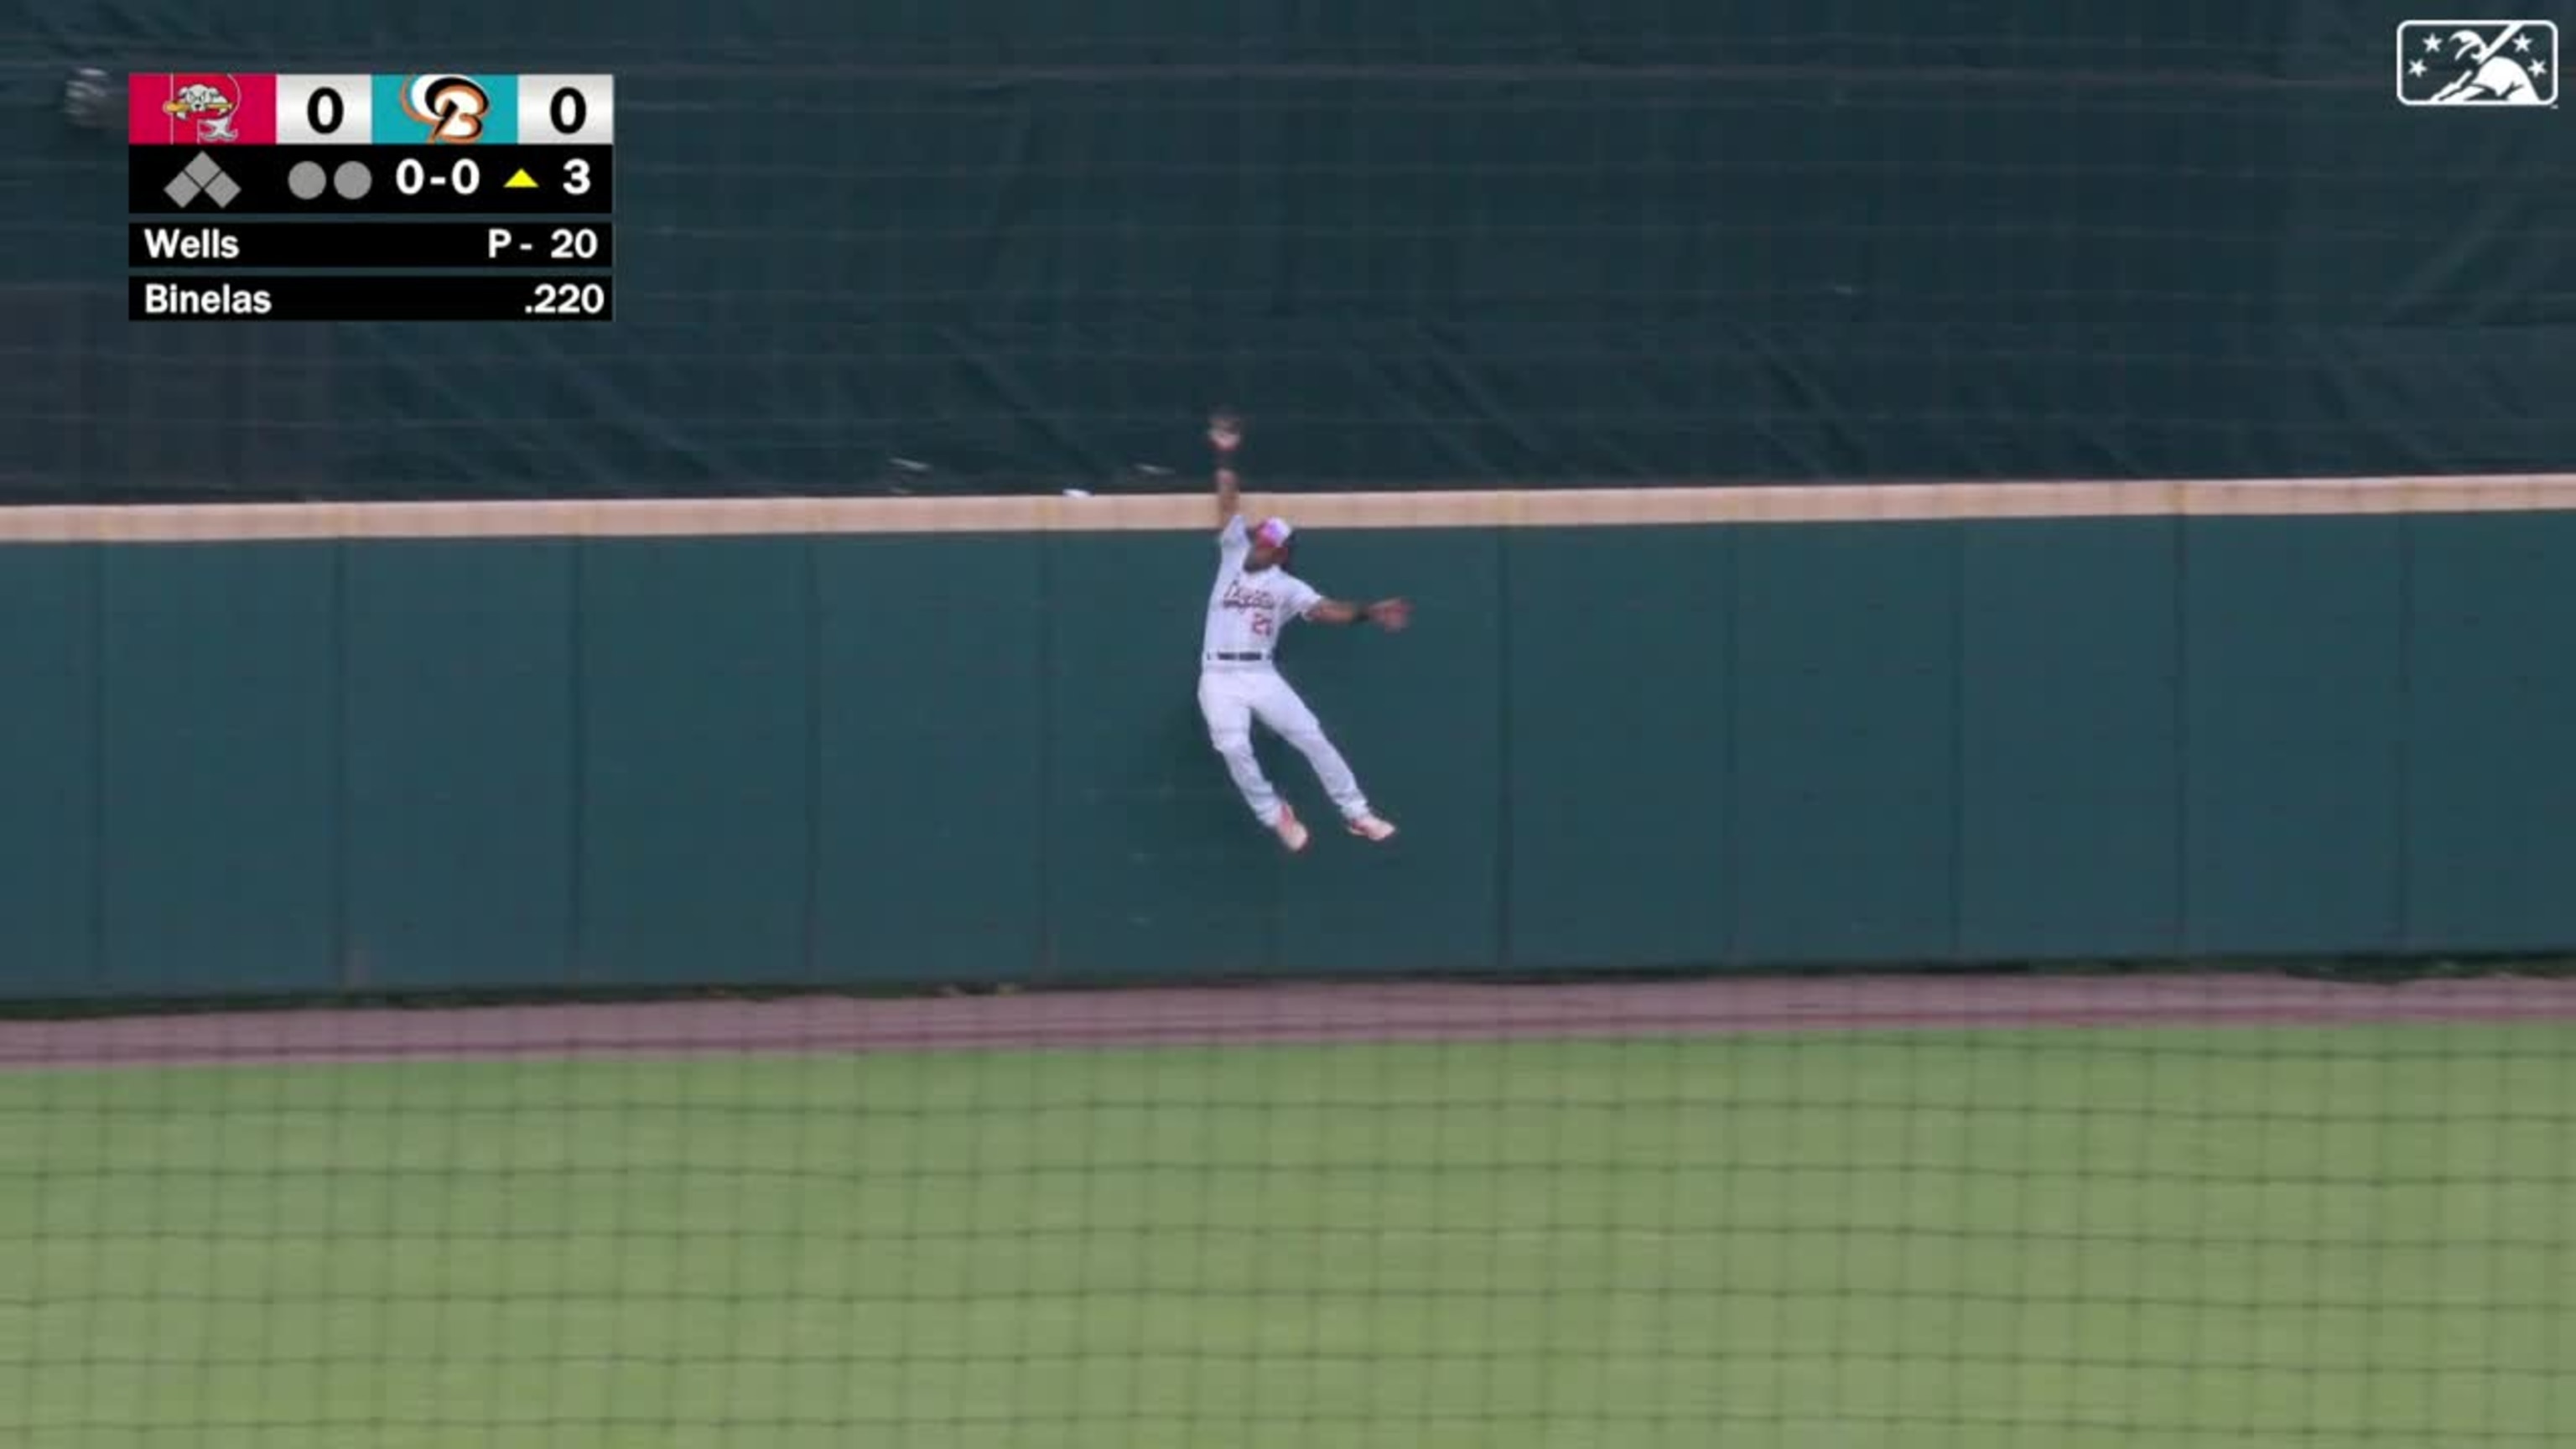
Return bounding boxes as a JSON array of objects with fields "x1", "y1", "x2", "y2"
[
  {"x1": 128, "y1": 222, "x2": 613, "y2": 269},
  {"x1": 127, "y1": 274, "x2": 612, "y2": 321}
]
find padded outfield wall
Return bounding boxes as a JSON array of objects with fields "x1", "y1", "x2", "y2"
[
  {"x1": 6, "y1": 5, "x2": 2570, "y2": 998},
  {"x1": 0, "y1": 482, "x2": 2569, "y2": 1002}
]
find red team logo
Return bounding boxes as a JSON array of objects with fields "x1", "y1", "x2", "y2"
[{"x1": 127, "y1": 73, "x2": 278, "y2": 144}]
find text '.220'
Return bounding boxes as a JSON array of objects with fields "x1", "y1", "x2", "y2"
[{"x1": 129, "y1": 274, "x2": 614, "y2": 321}]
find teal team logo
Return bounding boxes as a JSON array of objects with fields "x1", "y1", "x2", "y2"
[
  {"x1": 371, "y1": 73, "x2": 518, "y2": 142},
  {"x1": 2396, "y1": 20, "x2": 2558, "y2": 104}
]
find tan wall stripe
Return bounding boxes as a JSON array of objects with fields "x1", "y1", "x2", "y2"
[{"x1": 0, "y1": 474, "x2": 2569, "y2": 544}]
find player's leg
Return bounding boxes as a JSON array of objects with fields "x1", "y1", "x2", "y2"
[
  {"x1": 1199, "y1": 673, "x2": 1307, "y2": 849},
  {"x1": 1247, "y1": 675, "x2": 1397, "y2": 841}
]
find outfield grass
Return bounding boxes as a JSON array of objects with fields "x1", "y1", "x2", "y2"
[{"x1": 1, "y1": 1025, "x2": 2570, "y2": 1448}]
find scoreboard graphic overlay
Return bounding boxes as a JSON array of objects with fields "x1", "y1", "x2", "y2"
[{"x1": 127, "y1": 73, "x2": 614, "y2": 322}]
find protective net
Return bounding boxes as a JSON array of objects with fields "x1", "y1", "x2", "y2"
[
  {"x1": 3, "y1": 1, "x2": 2573, "y2": 1446},
  {"x1": 4, "y1": 974, "x2": 2573, "y2": 1446},
  {"x1": 0, "y1": 472, "x2": 2571, "y2": 1446}
]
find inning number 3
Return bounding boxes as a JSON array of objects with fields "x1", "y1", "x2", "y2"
[{"x1": 564, "y1": 158, "x2": 591, "y2": 195}]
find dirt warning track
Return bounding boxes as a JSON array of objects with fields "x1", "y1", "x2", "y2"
[{"x1": 2, "y1": 972, "x2": 2572, "y2": 1072}]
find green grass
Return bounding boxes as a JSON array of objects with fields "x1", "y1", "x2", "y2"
[{"x1": 1, "y1": 1026, "x2": 2571, "y2": 1447}]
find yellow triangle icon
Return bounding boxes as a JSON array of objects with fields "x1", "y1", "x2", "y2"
[{"x1": 504, "y1": 169, "x2": 539, "y2": 190}]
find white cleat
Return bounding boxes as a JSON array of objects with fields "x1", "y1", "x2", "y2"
[
  {"x1": 1346, "y1": 813, "x2": 1397, "y2": 843},
  {"x1": 1272, "y1": 805, "x2": 1311, "y2": 853}
]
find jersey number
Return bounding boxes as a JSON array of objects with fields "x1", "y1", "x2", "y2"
[{"x1": 1251, "y1": 615, "x2": 1273, "y2": 636}]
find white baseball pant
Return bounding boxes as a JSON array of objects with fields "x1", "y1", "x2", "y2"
[{"x1": 1197, "y1": 666, "x2": 1371, "y2": 828}]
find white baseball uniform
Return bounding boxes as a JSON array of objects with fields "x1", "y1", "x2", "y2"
[{"x1": 1198, "y1": 515, "x2": 1374, "y2": 828}]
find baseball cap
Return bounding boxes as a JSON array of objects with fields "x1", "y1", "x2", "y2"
[{"x1": 1254, "y1": 517, "x2": 1294, "y2": 547}]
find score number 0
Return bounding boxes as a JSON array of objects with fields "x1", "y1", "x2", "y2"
[{"x1": 274, "y1": 72, "x2": 614, "y2": 172}]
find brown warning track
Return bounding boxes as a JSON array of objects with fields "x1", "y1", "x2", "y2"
[{"x1": 2, "y1": 973, "x2": 2573, "y2": 1072}]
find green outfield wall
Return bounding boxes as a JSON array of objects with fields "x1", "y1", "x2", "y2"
[{"x1": 1, "y1": 504, "x2": 2570, "y2": 1001}]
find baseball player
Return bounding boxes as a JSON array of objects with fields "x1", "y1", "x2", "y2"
[{"x1": 1198, "y1": 409, "x2": 1410, "y2": 852}]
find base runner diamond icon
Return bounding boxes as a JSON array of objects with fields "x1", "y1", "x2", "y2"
[
  {"x1": 163, "y1": 151, "x2": 240, "y2": 208},
  {"x1": 2397, "y1": 19, "x2": 2558, "y2": 105}
]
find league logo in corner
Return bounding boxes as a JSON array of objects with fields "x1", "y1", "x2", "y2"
[{"x1": 2397, "y1": 20, "x2": 2558, "y2": 105}]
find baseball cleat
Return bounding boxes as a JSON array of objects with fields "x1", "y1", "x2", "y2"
[
  {"x1": 1272, "y1": 805, "x2": 1311, "y2": 852},
  {"x1": 1346, "y1": 813, "x2": 1397, "y2": 843}
]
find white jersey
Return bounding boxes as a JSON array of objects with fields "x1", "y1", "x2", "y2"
[{"x1": 1202, "y1": 515, "x2": 1322, "y2": 662}]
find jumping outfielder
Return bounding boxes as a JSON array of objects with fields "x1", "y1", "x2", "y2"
[{"x1": 1197, "y1": 409, "x2": 1410, "y2": 852}]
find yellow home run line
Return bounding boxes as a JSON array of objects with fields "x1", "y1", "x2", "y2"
[{"x1": 0, "y1": 474, "x2": 2570, "y2": 543}]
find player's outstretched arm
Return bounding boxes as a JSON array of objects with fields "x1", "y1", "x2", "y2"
[
  {"x1": 1209, "y1": 408, "x2": 1244, "y2": 527},
  {"x1": 1307, "y1": 597, "x2": 1411, "y2": 631}
]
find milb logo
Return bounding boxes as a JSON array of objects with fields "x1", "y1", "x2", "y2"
[{"x1": 2396, "y1": 20, "x2": 2558, "y2": 105}]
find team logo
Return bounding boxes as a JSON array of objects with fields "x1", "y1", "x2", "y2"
[
  {"x1": 161, "y1": 74, "x2": 245, "y2": 143},
  {"x1": 402, "y1": 75, "x2": 493, "y2": 141},
  {"x1": 128, "y1": 73, "x2": 277, "y2": 144},
  {"x1": 2397, "y1": 20, "x2": 2558, "y2": 105}
]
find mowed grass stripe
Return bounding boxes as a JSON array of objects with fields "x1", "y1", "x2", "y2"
[{"x1": 0, "y1": 1027, "x2": 2569, "y2": 1449}]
